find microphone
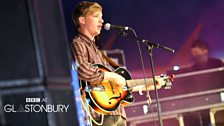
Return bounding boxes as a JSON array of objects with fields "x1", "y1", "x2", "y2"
[{"x1": 104, "y1": 23, "x2": 131, "y2": 31}]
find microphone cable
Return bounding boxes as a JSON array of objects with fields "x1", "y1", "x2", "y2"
[{"x1": 129, "y1": 28, "x2": 157, "y2": 126}]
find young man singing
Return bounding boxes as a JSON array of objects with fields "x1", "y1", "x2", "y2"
[{"x1": 71, "y1": 1, "x2": 165, "y2": 126}]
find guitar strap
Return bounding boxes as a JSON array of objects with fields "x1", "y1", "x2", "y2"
[{"x1": 100, "y1": 51, "x2": 120, "y2": 69}]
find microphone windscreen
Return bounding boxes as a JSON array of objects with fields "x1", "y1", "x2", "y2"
[{"x1": 104, "y1": 23, "x2": 111, "y2": 30}]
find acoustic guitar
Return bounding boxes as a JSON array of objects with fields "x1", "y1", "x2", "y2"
[{"x1": 80, "y1": 64, "x2": 174, "y2": 114}]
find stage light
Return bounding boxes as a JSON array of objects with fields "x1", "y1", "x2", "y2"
[{"x1": 173, "y1": 65, "x2": 180, "y2": 71}]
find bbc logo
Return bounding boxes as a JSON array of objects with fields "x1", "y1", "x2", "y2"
[{"x1": 26, "y1": 98, "x2": 41, "y2": 103}]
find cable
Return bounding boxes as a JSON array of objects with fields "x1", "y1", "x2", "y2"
[
  {"x1": 129, "y1": 28, "x2": 157, "y2": 125},
  {"x1": 80, "y1": 83, "x2": 104, "y2": 126}
]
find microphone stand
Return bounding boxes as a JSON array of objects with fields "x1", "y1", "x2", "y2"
[
  {"x1": 147, "y1": 44, "x2": 163, "y2": 126},
  {"x1": 119, "y1": 30, "x2": 174, "y2": 126}
]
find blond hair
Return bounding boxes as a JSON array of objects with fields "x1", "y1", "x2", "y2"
[{"x1": 72, "y1": 1, "x2": 102, "y2": 29}]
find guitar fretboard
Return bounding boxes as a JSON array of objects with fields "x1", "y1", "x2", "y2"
[{"x1": 126, "y1": 78, "x2": 155, "y2": 88}]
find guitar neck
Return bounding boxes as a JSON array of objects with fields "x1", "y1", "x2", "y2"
[{"x1": 126, "y1": 78, "x2": 155, "y2": 88}]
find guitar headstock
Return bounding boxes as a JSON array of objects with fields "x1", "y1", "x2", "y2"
[{"x1": 160, "y1": 74, "x2": 174, "y2": 89}]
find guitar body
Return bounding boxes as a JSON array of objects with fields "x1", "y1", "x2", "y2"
[{"x1": 80, "y1": 64, "x2": 135, "y2": 114}]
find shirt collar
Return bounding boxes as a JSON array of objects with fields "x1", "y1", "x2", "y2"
[{"x1": 78, "y1": 32, "x2": 95, "y2": 44}]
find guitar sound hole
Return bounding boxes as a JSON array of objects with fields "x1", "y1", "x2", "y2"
[{"x1": 108, "y1": 93, "x2": 122, "y2": 104}]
